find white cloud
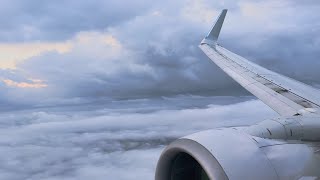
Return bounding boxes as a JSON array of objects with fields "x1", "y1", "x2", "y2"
[
  {"x1": 0, "y1": 41, "x2": 72, "y2": 69},
  {"x1": 2, "y1": 79, "x2": 47, "y2": 88},
  {"x1": 0, "y1": 97, "x2": 276, "y2": 180}
]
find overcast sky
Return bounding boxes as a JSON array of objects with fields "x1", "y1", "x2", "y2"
[
  {"x1": 0, "y1": 0, "x2": 320, "y2": 108},
  {"x1": 0, "y1": 0, "x2": 320, "y2": 179}
]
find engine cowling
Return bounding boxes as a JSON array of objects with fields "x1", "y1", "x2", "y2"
[{"x1": 155, "y1": 128, "x2": 319, "y2": 180}]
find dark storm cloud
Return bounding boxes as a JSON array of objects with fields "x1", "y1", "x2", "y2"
[{"x1": 11, "y1": 7, "x2": 243, "y2": 105}]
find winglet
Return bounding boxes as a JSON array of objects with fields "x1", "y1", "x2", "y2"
[{"x1": 201, "y1": 9, "x2": 227, "y2": 46}]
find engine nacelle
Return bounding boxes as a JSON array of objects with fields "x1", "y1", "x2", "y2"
[
  {"x1": 247, "y1": 117, "x2": 320, "y2": 141},
  {"x1": 156, "y1": 128, "x2": 320, "y2": 180}
]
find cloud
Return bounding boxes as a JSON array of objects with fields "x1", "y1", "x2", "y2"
[
  {"x1": 0, "y1": 0, "x2": 155, "y2": 42},
  {"x1": 1, "y1": 0, "x2": 320, "y2": 109},
  {"x1": 219, "y1": 0, "x2": 320, "y2": 84},
  {"x1": 2, "y1": 79, "x2": 47, "y2": 88},
  {"x1": 0, "y1": 97, "x2": 276, "y2": 180},
  {"x1": 1, "y1": 1, "x2": 319, "y2": 179},
  {"x1": 1, "y1": 2, "x2": 239, "y2": 106},
  {"x1": 0, "y1": 42, "x2": 72, "y2": 69}
]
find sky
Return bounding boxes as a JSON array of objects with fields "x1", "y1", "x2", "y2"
[
  {"x1": 1, "y1": 0, "x2": 320, "y2": 108},
  {"x1": 0, "y1": 0, "x2": 320, "y2": 179}
]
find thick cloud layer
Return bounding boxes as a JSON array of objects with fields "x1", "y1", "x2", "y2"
[
  {"x1": 0, "y1": 0, "x2": 320, "y2": 109},
  {"x1": 0, "y1": 0, "x2": 318, "y2": 108},
  {"x1": 0, "y1": 97, "x2": 276, "y2": 180}
]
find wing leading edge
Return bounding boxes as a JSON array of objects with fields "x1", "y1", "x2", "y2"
[{"x1": 200, "y1": 9, "x2": 320, "y2": 116}]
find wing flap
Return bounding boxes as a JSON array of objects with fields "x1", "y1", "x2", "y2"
[{"x1": 217, "y1": 46, "x2": 320, "y2": 108}]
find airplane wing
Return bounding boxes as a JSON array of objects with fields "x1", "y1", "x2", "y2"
[{"x1": 200, "y1": 9, "x2": 320, "y2": 116}]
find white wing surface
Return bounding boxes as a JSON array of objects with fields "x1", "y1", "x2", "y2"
[{"x1": 200, "y1": 9, "x2": 320, "y2": 116}]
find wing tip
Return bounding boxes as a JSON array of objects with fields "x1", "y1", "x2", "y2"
[{"x1": 201, "y1": 9, "x2": 228, "y2": 46}]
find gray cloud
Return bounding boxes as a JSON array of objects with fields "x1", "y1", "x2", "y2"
[
  {"x1": 1, "y1": 0, "x2": 320, "y2": 108},
  {"x1": 220, "y1": 0, "x2": 320, "y2": 84},
  {"x1": 0, "y1": 0, "x2": 154, "y2": 41},
  {"x1": 4, "y1": 2, "x2": 239, "y2": 106}
]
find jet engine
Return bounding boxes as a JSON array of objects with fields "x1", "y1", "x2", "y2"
[{"x1": 155, "y1": 128, "x2": 320, "y2": 180}]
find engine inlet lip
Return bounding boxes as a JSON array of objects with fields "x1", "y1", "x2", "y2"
[{"x1": 155, "y1": 138, "x2": 229, "y2": 180}]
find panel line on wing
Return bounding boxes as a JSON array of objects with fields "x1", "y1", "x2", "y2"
[{"x1": 214, "y1": 46, "x2": 320, "y2": 110}]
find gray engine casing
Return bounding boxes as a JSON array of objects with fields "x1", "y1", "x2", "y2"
[{"x1": 156, "y1": 128, "x2": 319, "y2": 180}]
